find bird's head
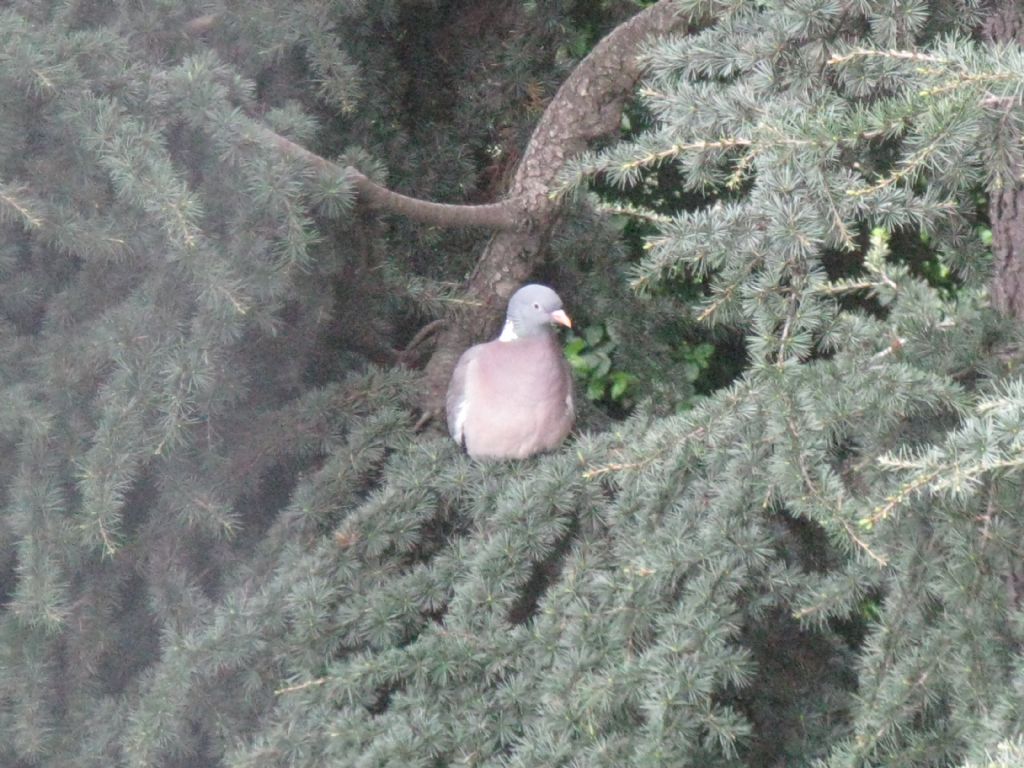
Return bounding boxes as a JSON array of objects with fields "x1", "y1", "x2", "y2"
[{"x1": 499, "y1": 284, "x2": 571, "y2": 341}]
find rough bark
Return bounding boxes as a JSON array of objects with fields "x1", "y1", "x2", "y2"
[{"x1": 985, "y1": 1, "x2": 1024, "y2": 319}]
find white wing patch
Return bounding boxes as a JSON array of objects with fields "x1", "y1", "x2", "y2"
[
  {"x1": 452, "y1": 396, "x2": 468, "y2": 444},
  {"x1": 447, "y1": 350, "x2": 479, "y2": 446}
]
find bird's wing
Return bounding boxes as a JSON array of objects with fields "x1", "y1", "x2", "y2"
[{"x1": 446, "y1": 345, "x2": 480, "y2": 447}]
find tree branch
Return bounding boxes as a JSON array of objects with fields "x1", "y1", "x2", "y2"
[
  {"x1": 348, "y1": 168, "x2": 524, "y2": 231},
  {"x1": 246, "y1": 122, "x2": 524, "y2": 231}
]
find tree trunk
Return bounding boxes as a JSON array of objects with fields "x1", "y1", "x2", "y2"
[{"x1": 985, "y1": 1, "x2": 1024, "y2": 318}]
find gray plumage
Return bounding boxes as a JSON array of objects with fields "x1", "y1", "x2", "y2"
[{"x1": 447, "y1": 284, "x2": 575, "y2": 459}]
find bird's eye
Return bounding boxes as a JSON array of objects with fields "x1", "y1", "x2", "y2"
[{"x1": 533, "y1": 302, "x2": 541, "y2": 310}]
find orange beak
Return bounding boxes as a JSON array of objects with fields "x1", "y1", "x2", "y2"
[{"x1": 550, "y1": 309, "x2": 572, "y2": 329}]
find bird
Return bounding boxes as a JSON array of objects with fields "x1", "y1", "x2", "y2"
[{"x1": 447, "y1": 284, "x2": 575, "y2": 459}]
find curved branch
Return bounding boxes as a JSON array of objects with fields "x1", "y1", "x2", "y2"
[
  {"x1": 247, "y1": 122, "x2": 524, "y2": 231},
  {"x1": 196, "y1": 0, "x2": 684, "y2": 242},
  {"x1": 347, "y1": 169, "x2": 524, "y2": 231}
]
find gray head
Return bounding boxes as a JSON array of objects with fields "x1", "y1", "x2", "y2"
[{"x1": 500, "y1": 284, "x2": 572, "y2": 341}]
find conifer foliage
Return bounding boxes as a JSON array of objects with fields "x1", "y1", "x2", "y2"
[{"x1": 2, "y1": 1, "x2": 1024, "y2": 767}]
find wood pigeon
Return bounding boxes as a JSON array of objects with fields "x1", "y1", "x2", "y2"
[{"x1": 447, "y1": 284, "x2": 575, "y2": 459}]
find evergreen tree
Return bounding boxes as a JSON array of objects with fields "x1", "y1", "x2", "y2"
[{"x1": 2, "y1": 1, "x2": 1024, "y2": 767}]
